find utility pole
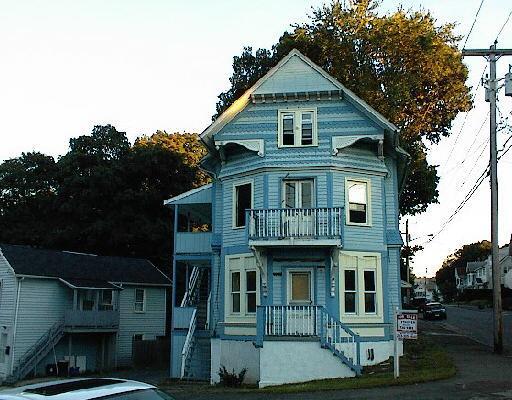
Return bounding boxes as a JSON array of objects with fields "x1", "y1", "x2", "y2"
[
  {"x1": 462, "y1": 43, "x2": 512, "y2": 354},
  {"x1": 405, "y1": 219, "x2": 410, "y2": 284}
]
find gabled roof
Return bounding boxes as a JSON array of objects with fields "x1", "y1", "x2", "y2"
[
  {"x1": 200, "y1": 49, "x2": 399, "y2": 145},
  {"x1": 0, "y1": 244, "x2": 171, "y2": 286},
  {"x1": 466, "y1": 260, "x2": 487, "y2": 273}
]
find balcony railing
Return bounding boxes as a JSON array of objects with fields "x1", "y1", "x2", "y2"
[
  {"x1": 64, "y1": 310, "x2": 120, "y2": 330},
  {"x1": 248, "y1": 207, "x2": 343, "y2": 241},
  {"x1": 175, "y1": 232, "x2": 212, "y2": 254}
]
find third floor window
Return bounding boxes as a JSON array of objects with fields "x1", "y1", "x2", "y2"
[{"x1": 278, "y1": 109, "x2": 317, "y2": 147}]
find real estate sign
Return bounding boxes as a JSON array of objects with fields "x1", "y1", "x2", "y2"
[{"x1": 396, "y1": 312, "x2": 418, "y2": 340}]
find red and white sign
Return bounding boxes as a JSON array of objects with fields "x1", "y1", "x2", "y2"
[{"x1": 396, "y1": 312, "x2": 418, "y2": 340}]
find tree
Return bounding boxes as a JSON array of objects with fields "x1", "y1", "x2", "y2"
[
  {"x1": 134, "y1": 131, "x2": 209, "y2": 186},
  {"x1": 0, "y1": 152, "x2": 57, "y2": 245},
  {"x1": 435, "y1": 240, "x2": 491, "y2": 302},
  {"x1": 214, "y1": 0, "x2": 471, "y2": 215},
  {"x1": 0, "y1": 125, "x2": 206, "y2": 271}
]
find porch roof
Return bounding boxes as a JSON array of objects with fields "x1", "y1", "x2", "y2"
[
  {"x1": 59, "y1": 278, "x2": 122, "y2": 290},
  {"x1": 164, "y1": 184, "x2": 212, "y2": 206}
]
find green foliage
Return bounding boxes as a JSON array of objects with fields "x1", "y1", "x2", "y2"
[
  {"x1": 218, "y1": 365, "x2": 247, "y2": 387},
  {"x1": 214, "y1": 0, "x2": 471, "y2": 216},
  {"x1": 0, "y1": 125, "x2": 205, "y2": 270},
  {"x1": 435, "y1": 240, "x2": 491, "y2": 302}
]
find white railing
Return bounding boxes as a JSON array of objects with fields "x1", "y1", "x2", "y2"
[
  {"x1": 324, "y1": 311, "x2": 357, "y2": 365},
  {"x1": 248, "y1": 207, "x2": 343, "y2": 240},
  {"x1": 205, "y1": 291, "x2": 211, "y2": 330},
  {"x1": 256, "y1": 305, "x2": 361, "y2": 374},
  {"x1": 180, "y1": 308, "x2": 197, "y2": 379},
  {"x1": 180, "y1": 267, "x2": 201, "y2": 307},
  {"x1": 263, "y1": 305, "x2": 321, "y2": 336}
]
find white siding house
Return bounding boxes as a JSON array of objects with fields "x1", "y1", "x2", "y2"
[{"x1": 0, "y1": 244, "x2": 171, "y2": 384}]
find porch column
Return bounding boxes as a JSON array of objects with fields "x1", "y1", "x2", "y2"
[{"x1": 73, "y1": 289, "x2": 77, "y2": 310}]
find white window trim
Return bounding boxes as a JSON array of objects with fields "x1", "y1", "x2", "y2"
[
  {"x1": 134, "y1": 288, "x2": 146, "y2": 313},
  {"x1": 287, "y1": 268, "x2": 314, "y2": 305},
  {"x1": 277, "y1": 108, "x2": 318, "y2": 148},
  {"x1": 345, "y1": 177, "x2": 372, "y2": 227},
  {"x1": 281, "y1": 179, "x2": 315, "y2": 208},
  {"x1": 224, "y1": 254, "x2": 259, "y2": 323},
  {"x1": 232, "y1": 180, "x2": 254, "y2": 229},
  {"x1": 339, "y1": 251, "x2": 383, "y2": 323}
]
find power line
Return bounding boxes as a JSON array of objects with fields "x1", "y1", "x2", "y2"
[
  {"x1": 462, "y1": 0, "x2": 486, "y2": 49},
  {"x1": 494, "y1": 9, "x2": 512, "y2": 42}
]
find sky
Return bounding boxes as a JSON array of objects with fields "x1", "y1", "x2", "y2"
[{"x1": 1, "y1": 0, "x2": 512, "y2": 278}]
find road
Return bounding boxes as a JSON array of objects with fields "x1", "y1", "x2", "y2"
[{"x1": 445, "y1": 304, "x2": 512, "y2": 352}]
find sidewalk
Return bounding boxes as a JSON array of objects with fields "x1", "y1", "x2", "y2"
[{"x1": 164, "y1": 321, "x2": 512, "y2": 400}]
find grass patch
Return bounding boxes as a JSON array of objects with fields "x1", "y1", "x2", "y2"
[{"x1": 260, "y1": 336, "x2": 455, "y2": 393}]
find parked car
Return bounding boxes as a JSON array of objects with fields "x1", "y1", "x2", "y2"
[
  {"x1": 0, "y1": 378, "x2": 175, "y2": 400},
  {"x1": 423, "y1": 302, "x2": 447, "y2": 320},
  {"x1": 410, "y1": 297, "x2": 428, "y2": 312}
]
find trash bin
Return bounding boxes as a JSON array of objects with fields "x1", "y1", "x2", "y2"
[
  {"x1": 69, "y1": 366, "x2": 80, "y2": 377},
  {"x1": 57, "y1": 360, "x2": 69, "y2": 377}
]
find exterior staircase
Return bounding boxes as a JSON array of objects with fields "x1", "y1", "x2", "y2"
[
  {"x1": 256, "y1": 305, "x2": 362, "y2": 376},
  {"x1": 179, "y1": 267, "x2": 211, "y2": 381},
  {"x1": 182, "y1": 336, "x2": 211, "y2": 380},
  {"x1": 6, "y1": 322, "x2": 65, "y2": 384}
]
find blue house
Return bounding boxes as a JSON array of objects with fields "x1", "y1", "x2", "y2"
[{"x1": 167, "y1": 49, "x2": 408, "y2": 387}]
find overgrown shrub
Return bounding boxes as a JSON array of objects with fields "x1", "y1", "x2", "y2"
[{"x1": 218, "y1": 365, "x2": 247, "y2": 387}]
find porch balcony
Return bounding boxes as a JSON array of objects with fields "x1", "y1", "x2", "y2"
[
  {"x1": 248, "y1": 207, "x2": 343, "y2": 247},
  {"x1": 255, "y1": 305, "x2": 361, "y2": 374},
  {"x1": 175, "y1": 232, "x2": 212, "y2": 254},
  {"x1": 64, "y1": 309, "x2": 120, "y2": 331}
]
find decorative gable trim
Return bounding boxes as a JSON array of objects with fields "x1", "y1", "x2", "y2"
[
  {"x1": 201, "y1": 49, "x2": 398, "y2": 144},
  {"x1": 215, "y1": 139, "x2": 264, "y2": 157},
  {"x1": 331, "y1": 134, "x2": 384, "y2": 156},
  {"x1": 250, "y1": 90, "x2": 343, "y2": 104}
]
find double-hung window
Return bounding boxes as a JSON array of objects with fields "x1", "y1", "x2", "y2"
[
  {"x1": 233, "y1": 182, "x2": 252, "y2": 228},
  {"x1": 226, "y1": 254, "x2": 259, "y2": 320},
  {"x1": 134, "y1": 288, "x2": 145, "y2": 313},
  {"x1": 344, "y1": 270, "x2": 357, "y2": 313},
  {"x1": 340, "y1": 252, "x2": 382, "y2": 320},
  {"x1": 278, "y1": 109, "x2": 317, "y2": 147},
  {"x1": 100, "y1": 290, "x2": 114, "y2": 311},
  {"x1": 346, "y1": 179, "x2": 370, "y2": 225},
  {"x1": 363, "y1": 270, "x2": 377, "y2": 313}
]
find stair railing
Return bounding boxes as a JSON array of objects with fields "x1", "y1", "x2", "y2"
[
  {"x1": 180, "y1": 308, "x2": 197, "y2": 379},
  {"x1": 10, "y1": 321, "x2": 65, "y2": 381},
  {"x1": 180, "y1": 267, "x2": 201, "y2": 307},
  {"x1": 319, "y1": 307, "x2": 361, "y2": 375}
]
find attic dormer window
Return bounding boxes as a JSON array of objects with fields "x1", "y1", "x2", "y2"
[{"x1": 278, "y1": 109, "x2": 317, "y2": 147}]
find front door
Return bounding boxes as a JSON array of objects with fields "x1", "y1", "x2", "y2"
[
  {"x1": 282, "y1": 180, "x2": 314, "y2": 237},
  {"x1": 286, "y1": 269, "x2": 316, "y2": 335}
]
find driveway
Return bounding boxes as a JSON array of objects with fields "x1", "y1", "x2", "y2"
[{"x1": 164, "y1": 320, "x2": 512, "y2": 400}]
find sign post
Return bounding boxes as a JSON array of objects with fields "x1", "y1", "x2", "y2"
[{"x1": 394, "y1": 308, "x2": 418, "y2": 378}]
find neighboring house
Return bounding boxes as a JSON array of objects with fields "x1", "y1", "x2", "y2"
[
  {"x1": 0, "y1": 244, "x2": 171, "y2": 384},
  {"x1": 455, "y1": 241, "x2": 512, "y2": 292},
  {"x1": 413, "y1": 277, "x2": 439, "y2": 301},
  {"x1": 166, "y1": 49, "x2": 409, "y2": 387}
]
